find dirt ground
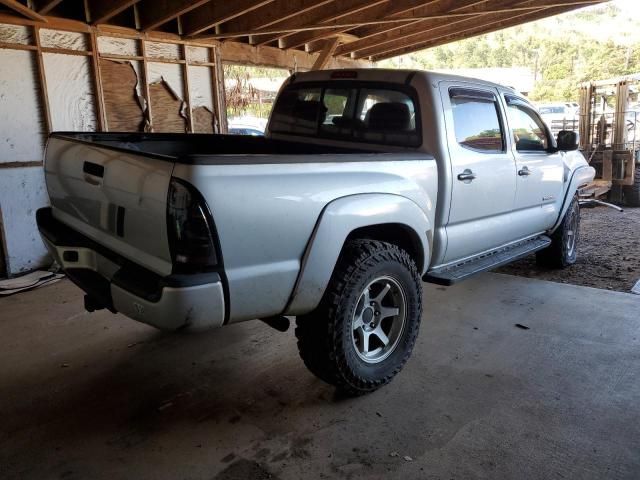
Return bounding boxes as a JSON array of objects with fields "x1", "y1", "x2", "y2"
[{"x1": 498, "y1": 205, "x2": 640, "y2": 293}]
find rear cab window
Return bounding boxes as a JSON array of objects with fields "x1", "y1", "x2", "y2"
[
  {"x1": 269, "y1": 81, "x2": 421, "y2": 147},
  {"x1": 449, "y1": 88, "x2": 505, "y2": 153}
]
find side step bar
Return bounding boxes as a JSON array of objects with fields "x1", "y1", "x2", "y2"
[{"x1": 424, "y1": 235, "x2": 552, "y2": 286}]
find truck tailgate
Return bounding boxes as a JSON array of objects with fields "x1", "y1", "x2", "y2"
[{"x1": 44, "y1": 135, "x2": 174, "y2": 276}]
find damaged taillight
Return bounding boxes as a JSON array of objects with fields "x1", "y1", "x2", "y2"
[{"x1": 167, "y1": 178, "x2": 218, "y2": 273}]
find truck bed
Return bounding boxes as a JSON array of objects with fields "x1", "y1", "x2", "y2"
[{"x1": 51, "y1": 132, "x2": 374, "y2": 162}]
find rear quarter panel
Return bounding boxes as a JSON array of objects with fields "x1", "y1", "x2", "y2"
[{"x1": 172, "y1": 155, "x2": 437, "y2": 322}]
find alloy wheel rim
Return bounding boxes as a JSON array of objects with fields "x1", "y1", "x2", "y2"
[{"x1": 351, "y1": 276, "x2": 406, "y2": 364}]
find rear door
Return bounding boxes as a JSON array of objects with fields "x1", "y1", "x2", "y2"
[
  {"x1": 440, "y1": 83, "x2": 518, "y2": 263},
  {"x1": 45, "y1": 135, "x2": 174, "y2": 276},
  {"x1": 503, "y1": 95, "x2": 564, "y2": 234}
]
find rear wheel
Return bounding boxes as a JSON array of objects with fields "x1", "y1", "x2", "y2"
[
  {"x1": 295, "y1": 239, "x2": 422, "y2": 396},
  {"x1": 536, "y1": 195, "x2": 580, "y2": 268}
]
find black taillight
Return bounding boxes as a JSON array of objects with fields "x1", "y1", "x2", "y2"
[{"x1": 167, "y1": 178, "x2": 218, "y2": 273}]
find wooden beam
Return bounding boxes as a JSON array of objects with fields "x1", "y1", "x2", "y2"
[
  {"x1": 196, "y1": 0, "x2": 453, "y2": 42},
  {"x1": 181, "y1": 44, "x2": 194, "y2": 133},
  {"x1": 351, "y1": 0, "x2": 485, "y2": 43},
  {"x1": 33, "y1": 25, "x2": 52, "y2": 133},
  {"x1": 0, "y1": 0, "x2": 47, "y2": 21},
  {"x1": 335, "y1": 0, "x2": 493, "y2": 57},
  {"x1": 89, "y1": 30, "x2": 107, "y2": 130},
  {"x1": 218, "y1": 0, "x2": 333, "y2": 36},
  {"x1": 32, "y1": 0, "x2": 63, "y2": 14},
  {"x1": 252, "y1": 0, "x2": 387, "y2": 47},
  {"x1": 219, "y1": 40, "x2": 369, "y2": 70},
  {"x1": 0, "y1": 11, "x2": 90, "y2": 30},
  {"x1": 181, "y1": 0, "x2": 276, "y2": 37},
  {"x1": 138, "y1": 0, "x2": 210, "y2": 31},
  {"x1": 362, "y1": 0, "x2": 605, "y2": 59},
  {"x1": 371, "y1": 1, "x2": 606, "y2": 60},
  {"x1": 339, "y1": 0, "x2": 600, "y2": 57},
  {"x1": 311, "y1": 36, "x2": 338, "y2": 70},
  {"x1": 211, "y1": 45, "x2": 227, "y2": 133},
  {"x1": 275, "y1": 0, "x2": 445, "y2": 51},
  {"x1": 87, "y1": 0, "x2": 140, "y2": 25},
  {"x1": 139, "y1": 36, "x2": 153, "y2": 132}
]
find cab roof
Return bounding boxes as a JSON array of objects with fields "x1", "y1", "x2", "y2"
[{"x1": 291, "y1": 69, "x2": 515, "y2": 93}]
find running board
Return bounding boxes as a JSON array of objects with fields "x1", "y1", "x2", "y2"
[{"x1": 424, "y1": 235, "x2": 552, "y2": 286}]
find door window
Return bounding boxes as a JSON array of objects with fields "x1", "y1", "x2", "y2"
[
  {"x1": 449, "y1": 88, "x2": 504, "y2": 153},
  {"x1": 505, "y1": 97, "x2": 550, "y2": 151}
]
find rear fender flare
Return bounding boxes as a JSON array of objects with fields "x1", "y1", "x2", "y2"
[{"x1": 285, "y1": 194, "x2": 431, "y2": 316}]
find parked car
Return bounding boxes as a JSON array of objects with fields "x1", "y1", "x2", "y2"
[
  {"x1": 228, "y1": 116, "x2": 266, "y2": 136},
  {"x1": 538, "y1": 102, "x2": 578, "y2": 135},
  {"x1": 36, "y1": 69, "x2": 594, "y2": 395},
  {"x1": 228, "y1": 125, "x2": 264, "y2": 136}
]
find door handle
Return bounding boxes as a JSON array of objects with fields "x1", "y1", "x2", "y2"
[
  {"x1": 518, "y1": 166, "x2": 531, "y2": 176},
  {"x1": 457, "y1": 169, "x2": 476, "y2": 182}
]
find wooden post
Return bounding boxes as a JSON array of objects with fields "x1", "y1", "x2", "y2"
[
  {"x1": 139, "y1": 38, "x2": 153, "y2": 132},
  {"x1": 211, "y1": 44, "x2": 227, "y2": 134},
  {"x1": 89, "y1": 31, "x2": 107, "y2": 131},
  {"x1": 182, "y1": 43, "x2": 194, "y2": 133},
  {"x1": 33, "y1": 25, "x2": 52, "y2": 134}
]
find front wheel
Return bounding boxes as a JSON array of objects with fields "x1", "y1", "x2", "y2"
[
  {"x1": 295, "y1": 239, "x2": 423, "y2": 396},
  {"x1": 536, "y1": 195, "x2": 580, "y2": 268}
]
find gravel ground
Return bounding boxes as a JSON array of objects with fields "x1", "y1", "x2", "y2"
[{"x1": 497, "y1": 205, "x2": 640, "y2": 293}]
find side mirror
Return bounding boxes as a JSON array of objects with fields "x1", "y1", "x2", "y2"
[{"x1": 556, "y1": 130, "x2": 579, "y2": 151}]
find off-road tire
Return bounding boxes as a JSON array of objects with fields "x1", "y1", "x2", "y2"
[
  {"x1": 295, "y1": 239, "x2": 422, "y2": 396},
  {"x1": 623, "y1": 166, "x2": 640, "y2": 207},
  {"x1": 536, "y1": 195, "x2": 580, "y2": 269}
]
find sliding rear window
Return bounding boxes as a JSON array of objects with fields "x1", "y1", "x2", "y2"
[{"x1": 269, "y1": 82, "x2": 421, "y2": 147}]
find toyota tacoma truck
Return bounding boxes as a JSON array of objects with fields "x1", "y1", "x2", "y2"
[{"x1": 36, "y1": 69, "x2": 594, "y2": 395}]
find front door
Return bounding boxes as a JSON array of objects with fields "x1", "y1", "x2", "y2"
[
  {"x1": 503, "y1": 95, "x2": 564, "y2": 234},
  {"x1": 440, "y1": 84, "x2": 518, "y2": 264}
]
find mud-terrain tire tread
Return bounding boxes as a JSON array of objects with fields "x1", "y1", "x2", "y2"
[
  {"x1": 623, "y1": 166, "x2": 640, "y2": 207},
  {"x1": 295, "y1": 239, "x2": 422, "y2": 396}
]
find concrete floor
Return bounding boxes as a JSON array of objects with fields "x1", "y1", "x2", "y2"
[{"x1": 1, "y1": 273, "x2": 639, "y2": 480}]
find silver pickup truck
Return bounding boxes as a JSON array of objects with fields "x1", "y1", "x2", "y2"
[{"x1": 36, "y1": 69, "x2": 594, "y2": 395}]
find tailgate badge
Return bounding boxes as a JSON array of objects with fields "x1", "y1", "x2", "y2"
[{"x1": 133, "y1": 302, "x2": 145, "y2": 317}]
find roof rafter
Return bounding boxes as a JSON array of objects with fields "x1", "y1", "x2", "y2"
[
  {"x1": 138, "y1": 0, "x2": 210, "y2": 31},
  {"x1": 283, "y1": 0, "x2": 468, "y2": 52},
  {"x1": 32, "y1": 0, "x2": 64, "y2": 14},
  {"x1": 217, "y1": 0, "x2": 334, "y2": 36},
  {"x1": 87, "y1": 0, "x2": 140, "y2": 24},
  {"x1": 251, "y1": 0, "x2": 388, "y2": 47},
  {"x1": 181, "y1": 0, "x2": 277, "y2": 36},
  {"x1": 370, "y1": 0, "x2": 606, "y2": 60},
  {"x1": 275, "y1": 0, "x2": 407, "y2": 50},
  {"x1": 351, "y1": 0, "x2": 489, "y2": 42},
  {"x1": 0, "y1": 0, "x2": 47, "y2": 21},
  {"x1": 195, "y1": 1, "x2": 508, "y2": 42},
  {"x1": 335, "y1": 0, "x2": 503, "y2": 57}
]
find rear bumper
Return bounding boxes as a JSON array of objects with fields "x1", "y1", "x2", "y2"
[{"x1": 36, "y1": 208, "x2": 226, "y2": 331}]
